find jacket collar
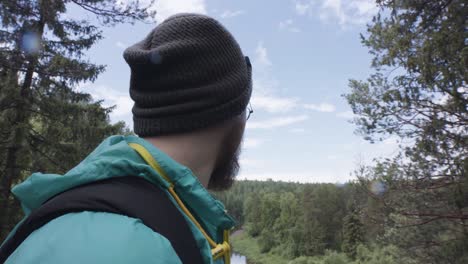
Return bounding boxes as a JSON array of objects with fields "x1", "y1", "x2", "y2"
[
  {"x1": 13, "y1": 135, "x2": 235, "y2": 241},
  {"x1": 125, "y1": 135, "x2": 236, "y2": 238}
]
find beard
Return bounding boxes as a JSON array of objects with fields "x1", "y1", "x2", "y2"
[{"x1": 207, "y1": 125, "x2": 243, "y2": 191}]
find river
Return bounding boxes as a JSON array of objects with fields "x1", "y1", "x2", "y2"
[
  {"x1": 230, "y1": 229, "x2": 247, "y2": 264},
  {"x1": 231, "y1": 253, "x2": 247, "y2": 264}
]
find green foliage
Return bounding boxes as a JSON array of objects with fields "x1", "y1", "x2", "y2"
[
  {"x1": 258, "y1": 230, "x2": 275, "y2": 253},
  {"x1": 230, "y1": 232, "x2": 289, "y2": 264},
  {"x1": 0, "y1": 0, "x2": 154, "y2": 239},
  {"x1": 220, "y1": 181, "x2": 377, "y2": 260},
  {"x1": 289, "y1": 251, "x2": 350, "y2": 264},
  {"x1": 319, "y1": 251, "x2": 350, "y2": 264},
  {"x1": 223, "y1": 180, "x2": 432, "y2": 263},
  {"x1": 354, "y1": 243, "x2": 420, "y2": 264},
  {"x1": 342, "y1": 209, "x2": 364, "y2": 259},
  {"x1": 344, "y1": 0, "x2": 468, "y2": 262}
]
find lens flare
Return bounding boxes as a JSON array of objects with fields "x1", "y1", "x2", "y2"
[
  {"x1": 21, "y1": 32, "x2": 41, "y2": 54},
  {"x1": 369, "y1": 180, "x2": 386, "y2": 195}
]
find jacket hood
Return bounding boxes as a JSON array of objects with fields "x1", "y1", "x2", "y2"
[
  {"x1": 13, "y1": 136, "x2": 158, "y2": 215},
  {"x1": 12, "y1": 135, "x2": 235, "y2": 232}
]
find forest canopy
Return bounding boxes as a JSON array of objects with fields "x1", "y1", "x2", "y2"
[{"x1": 0, "y1": 0, "x2": 155, "y2": 239}]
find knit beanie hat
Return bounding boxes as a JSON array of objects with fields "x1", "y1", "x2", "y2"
[{"x1": 123, "y1": 13, "x2": 252, "y2": 136}]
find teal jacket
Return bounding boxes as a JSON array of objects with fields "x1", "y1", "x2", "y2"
[{"x1": 2, "y1": 135, "x2": 235, "y2": 264}]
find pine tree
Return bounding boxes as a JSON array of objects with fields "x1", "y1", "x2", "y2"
[
  {"x1": 342, "y1": 209, "x2": 364, "y2": 259},
  {"x1": 301, "y1": 185, "x2": 327, "y2": 256},
  {"x1": 0, "y1": 0, "x2": 155, "y2": 239},
  {"x1": 345, "y1": 0, "x2": 467, "y2": 261},
  {"x1": 244, "y1": 192, "x2": 263, "y2": 237}
]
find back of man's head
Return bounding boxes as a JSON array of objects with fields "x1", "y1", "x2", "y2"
[
  {"x1": 123, "y1": 14, "x2": 252, "y2": 190},
  {"x1": 123, "y1": 13, "x2": 252, "y2": 136}
]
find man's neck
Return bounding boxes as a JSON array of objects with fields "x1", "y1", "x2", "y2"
[{"x1": 143, "y1": 129, "x2": 224, "y2": 188}]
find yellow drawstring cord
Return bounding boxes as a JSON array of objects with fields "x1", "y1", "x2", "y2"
[{"x1": 128, "y1": 143, "x2": 231, "y2": 264}]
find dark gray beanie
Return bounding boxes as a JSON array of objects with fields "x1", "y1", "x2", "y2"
[{"x1": 123, "y1": 13, "x2": 252, "y2": 136}]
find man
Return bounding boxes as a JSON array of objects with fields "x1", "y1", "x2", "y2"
[{"x1": 0, "y1": 13, "x2": 252, "y2": 264}]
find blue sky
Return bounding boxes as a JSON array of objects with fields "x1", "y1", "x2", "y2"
[{"x1": 77, "y1": 0, "x2": 399, "y2": 183}]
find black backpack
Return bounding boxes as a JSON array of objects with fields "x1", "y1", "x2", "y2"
[{"x1": 0, "y1": 176, "x2": 204, "y2": 264}]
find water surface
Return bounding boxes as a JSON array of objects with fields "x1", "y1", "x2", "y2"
[{"x1": 231, "y1": 253, "x2": 247, "y2": 264}]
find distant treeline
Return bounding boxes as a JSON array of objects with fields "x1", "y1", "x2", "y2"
[{"x1": 214, "y1": 178, "x2": 467, "y2": 264}]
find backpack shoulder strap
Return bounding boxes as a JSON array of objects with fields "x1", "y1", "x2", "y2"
[{"x1": 0, "y1": 176, "x2": 204, "y2": 264}]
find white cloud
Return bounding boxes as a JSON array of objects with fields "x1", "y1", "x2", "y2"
[
  {"x1": 220, "y1": 10, "x2": 245, "y2": 18},
  {"x1": 249, "y1": 41, "x2": 335, "y2": 136},
  {"x1": 349, "y1": 0, "x2": 379, "y2": 17},
  {"x1": 251, "y1": 42, "x2": 300, "y2": 114},
  {"x1": 117, "y1": 0, "x2": 207, "y2": 22},
  {"x1": 76, "y1": 83, "x2": 133, "y2": 126},
  {"x1": 320, "y1": 0, "x2": 344, "y2": 24},
  {"x1": 251, "y1": 92, "x2": 335, "y2": 114},
  {"x1": 251, "y1": 42, "x2": 335, "y2": 117},
  {"x1": 239, "y1": 158, "x2": 267, "y2": 169},
  {"x1": 294, "y1": 0, "x2": 378, "y2": 28},
  {"x1": 336, "y1": 110, "x2": 355, "y2": 119},
  {"x1": 294, "y1": 0, "x2": 312, "y2": 15},
  {"x1": 290, "y1": 128, "x2": 306, "y2": 133},
  {"x1": 303, "y1": 103, "x2": 336, "y2": 112},
  {"x1": 154, "y1": 0, "x2": 207, "y2": 21},
  {"x1": 251, "y1": 41, "x2": 299, "y2": 115},
  {"x1": 254, "y1": 42, "x2": 272, "y2": 68},
  {"x1": 243, "y1": 138, "x2": 264, "y2": 149},
  {"x1": 115, "y1": 41, "x2": 126, "y2": 49},
  {"x1": 373, "y1": 136, "x2": 401, "y2": 157},
  {"x1": 279, "y1": 19, "x2": 301, "y2": 33},
  {"x1": 251, "y1": 94, "x2": 299, "y2": 113},
  {"x1": 382, "y1": 136, "x2": 399, "y2": 146},
  {"x1": 252, "y1": 42, "x2": 279, "y2": 95},
  {"x1": 247, "y1": 115, "x2": 309, "y2": 129}
]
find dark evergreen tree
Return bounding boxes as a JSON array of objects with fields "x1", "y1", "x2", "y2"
[
  {"x1": 244, "y1": 191, "x2": 263, "y2": 237},
  {"x1": 0, "y1": 0, "x2": 155, "y2": 240},
  {"x1": 342, "y1": 208, "x2": 365, "y2": 259}
]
